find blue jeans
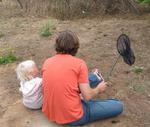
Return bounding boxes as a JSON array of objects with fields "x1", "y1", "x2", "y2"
[
  {"x1": 68, "y1": 99, "x2": 123, "y2": 126},
  {"x1": 68, "y1": 74, "x2": 123, "y2": 126}
]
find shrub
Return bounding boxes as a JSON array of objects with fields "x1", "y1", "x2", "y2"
[
  {"x1": 131, "y1": 66, "x2": 144, "y2": 74},
  {"x1": 0, "y1": 32, "x2": 4, "y2": 38},
  {"x1": 15, "y1": 0, "x2": 139, "y2": 19},
  {"x1": 133, "y1": 84, "x2": 146, "y2": 94},
  {"x1": 40, "y1": 21, "x2": 54, "y2": 37},
  {"x1": 0, "y1": 54, "x2": 17, "y2": 64},
  {"x1": 138, "y1": 0, "x2": 150, "y2": 4}
]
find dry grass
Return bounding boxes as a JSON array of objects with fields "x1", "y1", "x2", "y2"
[{"x1": 3, "y1": 0, "x2": 141, "y2": 19}]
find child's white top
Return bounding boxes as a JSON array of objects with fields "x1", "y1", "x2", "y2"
[{"x1": 19, "y1": 77, "x2": 43, "y2": 109}]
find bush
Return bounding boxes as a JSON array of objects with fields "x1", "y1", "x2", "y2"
[
  {"x1": 0, "y1": 54, "x2": 17, "y2": 64},
  {"x1": 16, "y1": 0, "x2": 139, "y2": 19},
  {"x1": 131, "y1": 66, "x2": 144, "y2": 74},
  {"x1": 138, "y1": 0, "x2": 150, "y2": 4},
  {"x1": 133, "y1": 84, "x2": 146, "y2": 94},
  {"x1": 0, "y1": 32, "x2": 4, "y2": 38},
  {"x1": 40, "y1": 21, "x2": 54, "y2": 37}
]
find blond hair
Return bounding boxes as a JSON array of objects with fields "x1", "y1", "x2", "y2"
[{"x1": 16, "y1": 60, "x2": 36, "y2": 82}]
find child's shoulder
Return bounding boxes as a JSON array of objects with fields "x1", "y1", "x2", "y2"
[
  {"x1": 31, "y1": 77, "x2": 42, "y2": 83},
  {"x1": 24, "y1": 77, "x2": 42, "y2": 86}
]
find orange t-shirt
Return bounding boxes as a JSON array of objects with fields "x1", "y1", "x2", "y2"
[{"x1": 42, "y1": 54, "x2": 89, "y2": 124}]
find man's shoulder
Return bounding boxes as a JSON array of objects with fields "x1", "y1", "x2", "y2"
[
  {"x1": 42, "y1": 56, "x2": 55, "y2": 67},
  {"x1": 71, "y1": 56, "x2": 85, "y2": 63}
]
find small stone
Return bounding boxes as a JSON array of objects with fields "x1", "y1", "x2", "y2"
[{"x1": 111, "y1": 120, "x2": 120, "y2": 124}]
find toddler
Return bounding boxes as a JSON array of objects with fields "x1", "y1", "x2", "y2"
[{"x1": 16, "y1": 60, "x2": 42, "y2": 109}]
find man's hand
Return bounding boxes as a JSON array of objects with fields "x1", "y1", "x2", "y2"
[
  {"x1": 79, "y1": 81, "x2": 107, "y2": 101},
  {"x1": 96, "y1": 81, "x2": 107, "y2": 93}
]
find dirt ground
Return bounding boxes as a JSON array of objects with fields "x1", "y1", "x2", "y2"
[{"x1": 0, "y1": 2, "x2": 150, "y2": 127}]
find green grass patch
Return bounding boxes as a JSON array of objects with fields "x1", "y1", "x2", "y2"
[
  {"x1": 133, "y1": 84, "x2": 146, "y2": 94},
  {"x1": 0, "y1": 31, "x2": 4, "y2": 38},
  {"x1": 0, "y1": 54, "x2": 17, "y2": 65},
  {"x1": 40, "y1": 21, "x2": 55, "y2": 37},
  {"x1": 131, "y1": 66, "x2": 144, "y2": 74}
]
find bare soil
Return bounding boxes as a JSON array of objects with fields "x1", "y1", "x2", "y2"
[{"x1": 0, "y1": 2, "x2": 150, "y2": 127}]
